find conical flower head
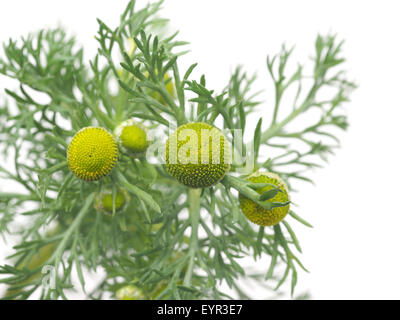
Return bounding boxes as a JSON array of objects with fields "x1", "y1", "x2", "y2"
[
  {"x1": 94, "y1": 189, "x2": 129, "y2": 214},
  {"x1": 67, "y1": 127, "x2": 118, "y2": 181},
  {"x1": 239, "y1": 172, "x2": 290, "y2": 226},
  {"x1": 165, "y1": 122, "x2": 231, "y2": 188},
  {"x1": 114, "y1": 119, "x2": 149, "y2": 156}
]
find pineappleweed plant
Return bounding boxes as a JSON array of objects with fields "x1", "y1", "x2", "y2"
[{"x1": 0, "y1": 1, "x2": 355, "y2": 299}]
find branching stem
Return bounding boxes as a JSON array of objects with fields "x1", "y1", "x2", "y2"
[
  {"x1": 48, "y1": 193, "x2": 95, "y2": 270},
  {"x1": 261, "y1": 84, "x2": 320, "y2": 143},
  {"x1": 183, "y1": 188, "x2": 201, "y2": 287}
]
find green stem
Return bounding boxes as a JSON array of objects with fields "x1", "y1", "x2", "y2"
[
  {"x1": 271, "y1": 85, "x2": 282, "y2": 125},
  {"x1": 45, "y1": 160, "x2": 68, "y2": 175},
  {"x1": 48, "y1": 193, "x2": 95, "y2": 270},
  {"x1": 183, "y1": 188, "x2": 201, "y2": 287},
  {"x1": 221, "y1": 175, "x2": 289, "y2": 211},
  {"x1": 176, "y1": 108, "x2": 188, "y2": 126},
  {"x1": 261, "y1": 84, "x2": 320, "y2": 143}
]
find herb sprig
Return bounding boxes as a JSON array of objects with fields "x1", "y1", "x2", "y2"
[{"x1": 0, "y1": 0, "x2": 355, "y2": 299}]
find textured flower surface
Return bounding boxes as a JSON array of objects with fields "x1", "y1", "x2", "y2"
[
  {"x1": 165, "y1": 122, "x2": 231, "y2": 188},
  {"x1": 239, "y1": 172, "x2": 290, "y2": 226},
  {"x1": 67, "y1": 127, "x2": 118, "y2": 181},
  {"x1": 114, "y1": 119, "x2": 149, "y2": 156}
]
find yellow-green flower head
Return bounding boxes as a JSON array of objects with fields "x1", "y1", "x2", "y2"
[
  {"x1": 94, "y1": 189, "x2": 130, "y2": 214},
  {"x1": 239, "y1": 171, "x2": 290, "y2": 226},
  {"x1": 165, "y1": 122, "x2": 231, "y2": 188},
  {"x1": 116, "y1": 285, "x2": 145, "y2": 300},
  {"x1": 67, "y1": 127, "x2": 118, "y2": 181},
  {"x1": 114, "y1": 119, "x2": 149, "y2": 156}
]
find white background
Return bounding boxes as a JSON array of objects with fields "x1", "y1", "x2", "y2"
[{"x1": 1, "y1": 0, "x2": 400, "y2": 299}]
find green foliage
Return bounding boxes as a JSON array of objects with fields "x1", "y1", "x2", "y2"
[{"x1": 0, "y1": 0, "x2": 355, "y2": 300}]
